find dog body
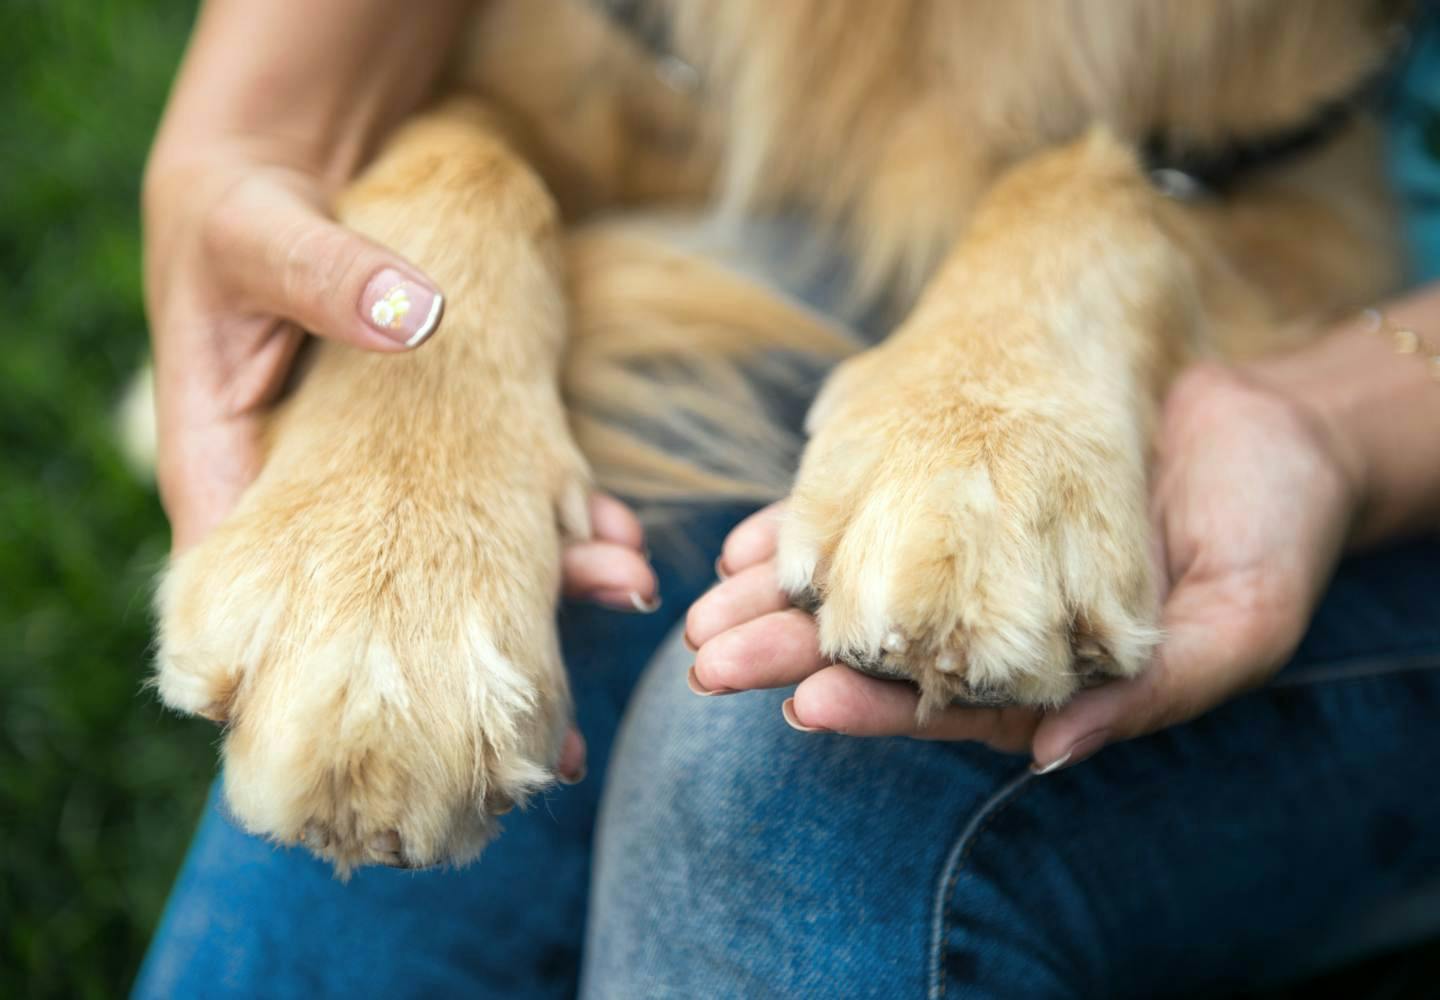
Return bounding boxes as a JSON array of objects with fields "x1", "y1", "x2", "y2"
[{"x1": 154, "y1": 0, "x2": 1407, "y2": 869}]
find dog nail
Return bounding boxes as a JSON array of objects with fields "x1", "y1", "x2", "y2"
[
  {"x1": 936, "y1": 652, "x2": 961, "y2": 674},
  {"x1": 782, "y1": 698, "x2": 829, "y2": 733},
  {"x1": 882, "y1": 630, "x2": 907, "y2": 654},
  {"x1": 687, "y1": 665, "x2": 735, "y2": 696},
  {"x1": 370, "y1": 830, "x2": 402, "y2": 854},
  {"x1": 361, "y1": 269, "x2": 445, "y2": 348},
  {"x1": 629, "y1": 592, "x2": 661, "y2": 614}
]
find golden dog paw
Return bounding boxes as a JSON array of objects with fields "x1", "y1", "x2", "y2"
[
  {"x1": 778, "y1": 343, "x2": 1159, "y2": 714},
  {"x1": 153, "y1": 418, "x2": 589, "y2": 874}
]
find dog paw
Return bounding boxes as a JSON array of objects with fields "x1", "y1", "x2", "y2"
[
  {"x1": 779, "y1": 347, "x2": 1159, "y2": 713},
  {"x1": 154, "y1": 428, "x2": 589, "y2": 873}
]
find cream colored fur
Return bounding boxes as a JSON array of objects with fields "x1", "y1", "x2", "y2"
[{"x1": 151, "y1": 0, "x2": 1407, "y2": 868}]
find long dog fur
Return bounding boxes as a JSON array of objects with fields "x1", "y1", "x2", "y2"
[{"x1": 150, "y1": 0, "x2": 1407, "y2": 869}]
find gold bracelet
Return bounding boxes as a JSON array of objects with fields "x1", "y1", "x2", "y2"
[{"x1": 1360, "y1": 307, "x2": 1440, "y2": 381}]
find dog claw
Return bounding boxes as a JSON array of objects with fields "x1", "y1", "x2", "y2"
[{"x1": 302, "y1": 822, "x2": 330, "y2": 851}]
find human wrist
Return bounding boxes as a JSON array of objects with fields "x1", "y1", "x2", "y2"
[
  {"x1": 152, "y1": 0, "x2": 470, "y2": 189},
  {"x1": 1241, "y1": 341, "x2": 1370, "y2": 539},
  {"x1": 1244, "y1": 295, "x2": 1440, "y2": 547}
]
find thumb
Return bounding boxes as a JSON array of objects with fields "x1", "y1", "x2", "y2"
[
  {"x1": 215, "y1": 181, "x2": 445, "y2": 351},
  {"x1": 1029, "y1": 576, "x2": 1300, "y2": 772}
]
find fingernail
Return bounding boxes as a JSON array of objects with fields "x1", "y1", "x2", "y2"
[
  {"x1": 687, "y1": 665, "x2": 735, "y2": 696},
  {"x1": 682, "y1": 631, "x2": 698, "y2": 653},
  {"x1": 1029, "y1": 752, "x2": 1071, "y2": 776},
  {"x1": 587, "y1": 589, "x2": 661, "y2": 613},
  {"x1": 782, "y1": 698, "x2": 829, "y2": 733},
  {"x1": 629, "y1": 592, "x2": 661, "y2": 614},
  {"x1": 1030, "y1": 729, "x2": 1109, "y2": 775},
  {"x1": 715, "y1": 557, "x2": 730, "y2": 581},
  {"x1": 558, "y1": 763, "x2": 586, "y2": 786},
  {"x1": 361, "y1": 268, "x2": 444, "y2": 348}
]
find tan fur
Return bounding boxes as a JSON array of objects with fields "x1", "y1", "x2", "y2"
[
  {"x1": 157, "y1": 101, "x2": 586, "y2": 872},
  {"x1": 153, "y1": 0, "x2": 1408, "y2": 866}
]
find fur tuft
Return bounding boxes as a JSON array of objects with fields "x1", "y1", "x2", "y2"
[{"x1": 563, "y1": 222, "x2": 857, "y2": 502}]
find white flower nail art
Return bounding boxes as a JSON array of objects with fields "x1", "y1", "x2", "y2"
[{"x1": 370, "y1": 286, "x2": 412, "y2": 329}]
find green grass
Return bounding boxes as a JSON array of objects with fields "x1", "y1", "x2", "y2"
[{"x1": 0, "y1": 2, "x2": 214, "y2": 996}]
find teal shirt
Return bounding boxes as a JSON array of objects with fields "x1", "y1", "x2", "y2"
[{"x1": 1390, "y1": 11, "x2": 1440, "y2": 283}]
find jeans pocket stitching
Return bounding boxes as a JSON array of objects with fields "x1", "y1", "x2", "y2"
[
  {"x1": 929, "y1": 766, "x2": 1034, "y2": 1000},
  {"x1": 1272, "y1": 651, "x2": 1440, "y2": 689}
]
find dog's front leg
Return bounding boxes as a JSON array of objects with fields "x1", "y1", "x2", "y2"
[
  {"x1": 780, "y1": 131, "x2": 1201, "y2": 712},
  {"x1": 153, "y1": 98, "x2": 592, "y2": 872}
]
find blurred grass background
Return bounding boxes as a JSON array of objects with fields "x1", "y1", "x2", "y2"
[{"x1": 0, "y1": 1, "x2": 213, "y2": 996}]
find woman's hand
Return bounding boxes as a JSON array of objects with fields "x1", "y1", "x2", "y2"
[
  {"x1": 143, "y1": 151, "x2": 450, "y2": 547},
  {"x1": 684, "y1": 361, "x2": 1363, "y2": 766},
  {"x1": 144, "y1": 0, "x2": 656, "y2": 616}
]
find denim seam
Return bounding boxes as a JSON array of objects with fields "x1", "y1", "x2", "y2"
[
  {"x1": 1270, "y1": 652, "x2": 1440, "y2": 688},
  {"x1": 928, "y1": 766, "x2": 1035, "y2": 1000}
]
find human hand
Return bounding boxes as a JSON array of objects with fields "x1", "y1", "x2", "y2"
[
  {"x1": 144, "y1": 149, "x2": 656, "y2": 605},
  {"x1": 684, "y1": 362, "x2": 1361, "y2": 767}
]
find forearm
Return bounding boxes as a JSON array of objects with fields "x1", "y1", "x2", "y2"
[
  {"x1": 1249, "y1": 285, "x2": 1440, "y2": 548},
  {"x1": 152, "y1": 0, "x2": 472, "y2": 186}
]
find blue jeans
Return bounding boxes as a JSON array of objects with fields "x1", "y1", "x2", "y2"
[{"x1": 135, "y1": 523, "x2": 1440, "y2": 998}]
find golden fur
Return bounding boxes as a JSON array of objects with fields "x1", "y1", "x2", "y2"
[{"x1": 153, "y1": 0, "x2": 1407, "y2": 869}]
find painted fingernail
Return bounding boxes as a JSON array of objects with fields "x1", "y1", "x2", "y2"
[
  {"x1": 687, "y1": 665, "x2": 735, "y2": 696},
  {"x1": 629, "y1": 592, "x2": 661, "y2": 614},
  {"x1": 782, "y1": 698, "x2": 830, "y2": 733},
  {"x1": 587, "y1": 589, "x2": 661, "y2": 613},
  {"x1": 1029, "y1": 752, "x2": 1072, "y2": 776},
  {"x1": 1031, "y1": 729, "x2": 1109, "y2": 775},
  {"x1": 361, "y1": 268, "x2": 444, "y2": 348}
]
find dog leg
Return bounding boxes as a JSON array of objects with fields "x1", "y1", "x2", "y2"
[
  {"x1": 779, "y1": 130, "x2": 1201, "y2": 712},
  {"x1": 154, "y1": 98, "x2": 588, "y2": 872}
]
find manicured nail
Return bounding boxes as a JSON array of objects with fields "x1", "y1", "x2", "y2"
[
  {"x1": 1030, "y1": 752, "x2": 1071, "y2": 776},
  {"x1": 629, "y1": 592, "x2": 661, "y2": 614},
  {"x1": 1030, "y1": 730, "x2": 1109, "y2": 775},
  {"x1": 687, "y1": 665, "x2": 735, "y2": 696},
  {"x1": 715, "y1": 557, "x2": 730, "y2": 581},
  {"x1": 587, "y1": 589, "x2": 661, "y2": 613},
  {"x1": 781, "y1": 698, "x2": 829, "y2": 733},
  {"x1": 361, "y1": 268, "x2": 444, "y2": 348}
]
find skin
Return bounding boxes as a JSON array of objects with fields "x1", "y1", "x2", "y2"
[
  {"x1": 143, "y1": 0, "x2": 657, "y2": 781},
  {"x1": 687, "y1": 296, "x2": 1440, "y2": 770}
]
